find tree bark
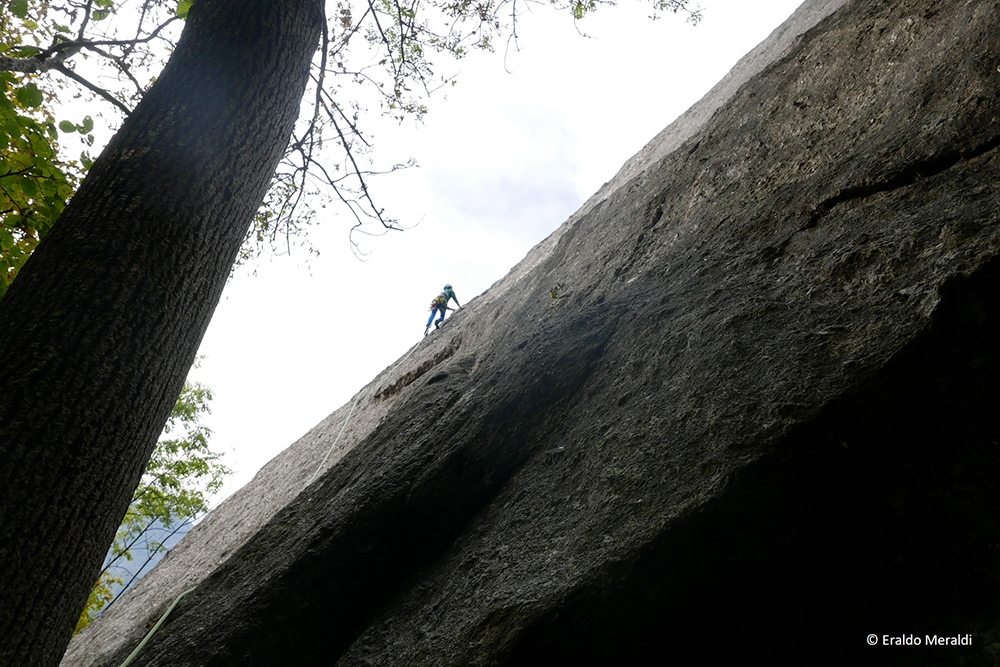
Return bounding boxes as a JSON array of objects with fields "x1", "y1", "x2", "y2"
[{"x1": 0, "y1": 0, "x2": 322, "y2": 664}]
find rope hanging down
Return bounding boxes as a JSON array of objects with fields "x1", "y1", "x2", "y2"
[
  {"x1": 305, "y1": 342, "x2": 420, "y2": 488},
  {"x1": 119, "y1": 587, "x2": 196, "y2": 667}
]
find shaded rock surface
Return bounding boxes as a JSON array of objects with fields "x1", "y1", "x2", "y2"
[{"x1": 63, "y1": 0, "x2": 1000, "y2": 664}]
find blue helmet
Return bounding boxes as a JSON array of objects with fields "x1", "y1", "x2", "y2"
[{"x1": 444, "y1": 284, "x2": 452, "y2": 290}]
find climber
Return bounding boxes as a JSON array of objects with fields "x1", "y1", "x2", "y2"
[{"x1": 425, "y1": 284, "x2": 462, "y2": 335}]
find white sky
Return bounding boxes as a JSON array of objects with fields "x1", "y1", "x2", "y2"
[{"x1": 191, "y1": 0, "x2": 805, "y2": 503}]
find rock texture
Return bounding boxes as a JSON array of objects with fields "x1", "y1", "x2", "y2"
[{"x1": 64, "y1": 0, "x2": 1000, "y2": 665}]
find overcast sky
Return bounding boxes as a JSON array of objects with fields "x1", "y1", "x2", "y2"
[{"x1": 195, "y1": 0, "x2": 805, "y2": 502}]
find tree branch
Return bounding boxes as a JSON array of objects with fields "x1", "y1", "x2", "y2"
[
  {"x1": 52, "y1": 64, "x2": 133, "y2": 115},
  {"x1": 0, "y1": 42, "x2": 81, "y2": 74}
]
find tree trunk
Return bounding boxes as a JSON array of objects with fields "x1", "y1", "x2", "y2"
[{"x1": 0, "y1": 0, "x2": 322, "y2": 664}]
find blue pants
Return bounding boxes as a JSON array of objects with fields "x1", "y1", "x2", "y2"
[{"x1": 426, "y1": 306, "x2": 446, "y2": 327}]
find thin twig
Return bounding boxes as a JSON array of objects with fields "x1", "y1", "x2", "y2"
[{"x1": 53, "y1": 64, "x2": 133, "y2": 115}]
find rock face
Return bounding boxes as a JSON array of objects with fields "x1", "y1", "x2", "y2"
[{"x1": 64, "y1": 0, "x2": 1000, "y2": 664}]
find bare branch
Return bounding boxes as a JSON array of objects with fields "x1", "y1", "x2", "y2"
[
  {"x1": 0, "y1": 42, "x2": 81, "y2": 74},
  {"x1": 53, "y1": 64, "x2": 134, "y2": 115},
  {"x1": 81, "y1": 43, "x2": 145, "y2": 96},
  {"x1": 102, "y1": 516, "x2": 159, "y2": 573},
  {"x1": 103, "y1": 517, "x2": 194, "y2": 614},
  {"x1": 76, "y1": 0, "x2": 96, "y2": 40},
  {"x1": 44, "y1": 17, "x2": 182, "y2": 56}
]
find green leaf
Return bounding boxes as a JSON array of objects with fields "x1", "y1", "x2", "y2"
[
  {"x1": 80, "y1": 115, "x2": 94, "y2": 133},
  {"x1": 58, "y1": 120, "x2": 75, "y2": 133},
  {"x1": 29, "y1": 133, "x2": 52, "y2": 159},
  {"x1": 8, "y1": 0, "x2": 29, "y2": 19},
  {"x1": 176, "y1": 0, "x2": 193, "y2": 18},
  {"x1": 21, "y1": 177, "x2": 37, "y2": 198},
  {"x1": 15, "y1": 84, "x2": 43, "y2": 108}
]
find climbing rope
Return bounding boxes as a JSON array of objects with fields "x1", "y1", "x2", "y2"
[
  {"x1": 305, "y1": 340, "x2": 421, "y2": 488},
  {"x1": 305, "y1": 388, "x2": 362, "y2": 487},
  {"x1": 119, "y1": 586, "x2": 196, "y2": 667}
]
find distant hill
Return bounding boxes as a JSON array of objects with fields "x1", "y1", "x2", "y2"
[{"x1": 100, "y1": 518, "x2": 194, "y2": 609}]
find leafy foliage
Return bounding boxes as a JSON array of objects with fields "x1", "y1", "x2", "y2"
[
  {"x1": 73, "y1": 375, "x2": 230, "y2": 634},
  {"x1": 0, "y1": 73, "x2": 80, "y2": 298},
  {"x1": 0, "y1": 2, "x2": 100, "y2": 298},
  {"x1": 73, "y1": 571, "x2": 122, "y2": 635}
]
